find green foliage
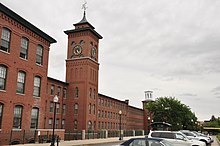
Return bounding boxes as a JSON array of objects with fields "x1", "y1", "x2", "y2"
[
  {"x1": 203, "y1": 116, "x2": 220, "y2": 127},
  {"x1": 146, "y1": 97, "x2": 198, "y2": 130},
  {"x1": 217, "y1": 135, "x2": 220, "y2": 141}
]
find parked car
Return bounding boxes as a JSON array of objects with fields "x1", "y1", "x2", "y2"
[
  {"x1": 120, "y1": 137, "x2": 174, "y2": 146},
  {"x1": 148, "y1": 130, "x2": 206, "y2": 146},
  {"x1": 192, "y1": 131, "x2": 214, "y2": 143},
  {"x1": 180, "y1": 130, "x2": 212, "y2": 145}
]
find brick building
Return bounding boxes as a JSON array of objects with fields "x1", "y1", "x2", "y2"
[{"x1": 0, "y1": 3, "x2": 152, "y2": 144}]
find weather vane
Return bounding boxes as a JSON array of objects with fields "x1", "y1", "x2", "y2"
[{"x1": 82, "y1": 0, "x2": 88, "y2": 12}]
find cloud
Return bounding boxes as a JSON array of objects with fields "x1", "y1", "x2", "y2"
[{"x1": 179, "y1": 93, "x2": 197, "y2": 97}]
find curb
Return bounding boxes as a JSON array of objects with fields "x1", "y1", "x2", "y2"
[{"x1": 216, "y1": 136, "x2": 220, "y2": 146}]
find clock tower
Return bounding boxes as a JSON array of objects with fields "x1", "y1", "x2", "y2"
[{"x1": 64, "y1": 8, "x2": 102, "y2": 132}]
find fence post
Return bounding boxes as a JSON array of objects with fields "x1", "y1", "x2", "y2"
[
  {"x1": 82, "y1": 130, "x2": 85, "y2": 140},
  {"x1": 142, "y1": 130, "x2": 144, "y2": 136},
  {"x1": 133, "y1": 130, "x2": 135, "y2": 136},
  {"x1": 22, "y1": 130, "x2": 25, "y2": 144},
  {"x1": 9, "y1": 130, "x2": 13, "y2": 145},
  {"x1": 106, "y1": 130, "x2": 108, "y2": 138}
]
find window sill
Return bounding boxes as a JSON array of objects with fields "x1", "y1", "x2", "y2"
[
  {"x1": 36, "y1": 63, "x2": 43, "y2": 67},
  {"x1": 0, "y1": 89, "x2": 6, "y2": 93},
  {"x1": 33, "y1": 96, "x2": 41, "y2": 99},
  {"x1": 12, "y1": 129, "x2": 22, "y2": 131},
  {"x1": 0, "y1": 49, "x2": 10, "y2": 54},
  {"x1": 19, "y1": 57, "x2": 28, "y2": 61},
  {"x1": 16, "y1": 93, "x2": 25, "y2": 96}
]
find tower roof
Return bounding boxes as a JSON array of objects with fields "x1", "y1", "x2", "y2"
[{"x1": 74, "y1": 10, "x2": 95, "y2": 29}]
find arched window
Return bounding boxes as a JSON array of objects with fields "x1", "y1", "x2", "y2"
[
  {"x1": 88, "y1": 121, "x2": 92, "y2": 130},
  {"x1": 33, "y1": 76, "x2": 41, "y2": 97},
  {"x1": 20, "y1": 37, "x2": 29, "y2": 59},
  {"x1": 13, "y1": 105, "x2": 23, "y2": 129},
  {"x1": 30, "y1": 107, "x2": 39, "y2": 129},
  {"x1": 75, "y1": 87, "x2": 79, "y2": 98},
  {"x1": 36, "y1": 45, "x2": 43, "y2": 65},
  {"x1": 74, "y1": 103, "x2": 78, "y2": 114},
  {"x1": 16, "y1": 71, "x2": 26, "y2": 94},
  {"x1": 0, "y1": 65, "x2": 7, "y2": 90},
  {"x1": 0, "y1": 103, "x2": 4, "y2": 129},
  {"x1": 74, "y1": 119, "x2": 77, "y2": 130},
  {"x1": 1, "y1": 27, "x2": 11, "y2": 52}
]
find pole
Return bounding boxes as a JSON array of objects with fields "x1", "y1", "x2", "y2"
[
  {"x1": 119, "y1": 113, "x2": 122, "y2": 140},
  {"x1": 50, "y1": 102, "x2": 57, "y2": 146}
]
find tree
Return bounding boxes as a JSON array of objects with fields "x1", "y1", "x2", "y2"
[{"x1": 146, "y1": 97, "x2": 198, "y2": 130}]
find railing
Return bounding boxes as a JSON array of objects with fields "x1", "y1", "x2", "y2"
[{"x1": 0, "y1": 129, "x2": 149, "y2": 145}]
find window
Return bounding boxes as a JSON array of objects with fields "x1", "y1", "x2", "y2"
[
  {"x1": 0, "y1": 65, "x2": 7, "y2": 90},
  {"x1": 0, "y1": 103, "x2": 3, "y2": 129},
  {"x1": 90, "y1": 88, "x2": 92, "y2": 98},
  {"x1": 20, "y1": 37, "x2": 29, "y2": 59},
  {"x1": 63, "y1": 88, "x2": 67, "y2": 98},
  {"x1": 33, "y1": 76, "x2": 41, "y2": 97},
  {"x1": 56, "y1": 103, "x2": 60, "y2": 113},
  {"x1": 89, "y1": 103, "x2": 91, "y2": 114},
  {"x1": 1, "y1": 28, "x2": 11, "y2": 52},
  {"x1": 88, "y1": 121, "x2": 92, "y2": 130},
  {"x1": 16, "y1": 71, "x2": 26, "y2": 94},
  {"x1": 50, "y1": 102, "x2": 53, "y2": 113},
  {"x1": 98, "y1": 121, "x2": 100, "y2": 129},
  {"x1": 98, "y1": 110, "x2": 100, "y2": 118},
  {"x1": 13, "y1": 105, "x2": 23, "y2": 129},
  {"x1": 98, "y1": 98, "x2": 100, "y2": 105},
  {"x1": 49, "y1": 118, "x2": 53, "y2": 129},
  {"x1": 75, "y1": 87, "x2": 78, "y2": 98},
  {"x1": 62, "y1": 104, "x2": 66, "y2": 115},
  {"x1": 50, "y1": 85, "x2": 54, "y2": 95},
  {"x1": 56, "y1": 119, "x2": 59, "y2": 129},
  {"x1": 36, "y1": 45, "x2": 43, "y2": 65},
  {"x1": 62, "y1": 119, "x2": 65, "y2": 129},
  {"x1": 57, "y1": 86, "x2": 61, "y2": 97},
  {"x1": 74, "y1": 103, "x2": 78, "y2": 114},
  {"x1": 30, "y1": 108, "x2": 39, "y2": 129},
  {"x1": 74, "y1": 120, "x2": 77, "y2": 129},
  {"x1": 94, "y1": 89, "x2": 96, "y2": 99}
]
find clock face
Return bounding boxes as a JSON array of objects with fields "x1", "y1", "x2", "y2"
[
  {"x1": 91, "y1": 47, "x2": 96, "y2": 58},
  {"x1": 73, "y1": 45, "x2": 82, "y2": 56}
]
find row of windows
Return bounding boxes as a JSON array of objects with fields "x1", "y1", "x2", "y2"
[
  {"x1": 48, "y1": 84, "x2": 66, "y2": 98},
  {"x1": 98, "y1": 98, "x2": 126, "y2": 110},
  {"x1": 97, "y1": 121, "x2": 126, "y2": 130},
  {"x1": 0, "y1": 103, "x2": 39, "y2": 129},
  {"x1": 49, "y1": 102, "x2": 66, "y2": 115},
  {"x1": 0, "y1": 65, "x2": 41, "y2": 96},
  {"x1": 1, "y1": 27, "x2": 44, "y2": 65},
  {"x1": 97, "y1": 110, "x2": 126, "y2": 120},
  {"x1": 48, "y1": 118, "x2": 65, "y2": 129}
]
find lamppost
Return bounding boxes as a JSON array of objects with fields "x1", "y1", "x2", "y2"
[
  {"x1": 119, "y1": 110, "x2": 122, "y2": 140},
  {"x1": 50, "y1": 95, "x2": 58, "y2": 146}
]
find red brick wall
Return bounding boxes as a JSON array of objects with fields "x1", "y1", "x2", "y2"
[{"x1": 0, "y1": 11, "x2": 51, "y2": 131}]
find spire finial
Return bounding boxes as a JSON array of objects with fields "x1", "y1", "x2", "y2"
[{"x1": 82, "y1": 0, "x2": 88, "y2": 16}]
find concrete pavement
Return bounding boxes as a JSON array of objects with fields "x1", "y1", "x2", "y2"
[
  {"x1": 9, "y1": 136, "x2": 220, "y2": 146},
  {"x1": 14, "y1": 136, "x2": 143, "y2": 146}
]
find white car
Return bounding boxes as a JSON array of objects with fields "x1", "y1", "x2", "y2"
[
  {"x1": 180, "y1": 130, "x2": 212, "y2": 145},
  {"x1": 148, "y1": 130, "x2": 206, "y2": 146}
]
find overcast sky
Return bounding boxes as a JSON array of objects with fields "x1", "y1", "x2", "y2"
[{"x1": 2, "y1": 0, "x2": 220, "y2": 121}]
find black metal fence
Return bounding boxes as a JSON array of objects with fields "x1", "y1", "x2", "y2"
[
  {"x1": 0, "y1": 130, "x2": 148, "y2": 145},
  {"x1": 0, "y1": 130, "x2": 37, "y2": 145}
]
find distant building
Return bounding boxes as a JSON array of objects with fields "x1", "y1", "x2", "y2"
[{"x1": 0, "y1": 3, "x2": 152, "y2": 144}]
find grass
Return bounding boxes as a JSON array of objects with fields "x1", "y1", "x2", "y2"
[{"x1": 217, "y1": 134, "x2": 220, "y2": 141}]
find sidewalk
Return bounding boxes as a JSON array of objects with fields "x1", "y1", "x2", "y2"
[{"x1": 15, "y1": 136, "x2": 144, "y2": 146}]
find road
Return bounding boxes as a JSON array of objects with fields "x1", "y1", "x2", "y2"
[{"x1": 86, "y1": 141, "x2": 122, "y2": 146}]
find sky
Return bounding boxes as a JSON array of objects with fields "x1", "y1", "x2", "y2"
[{"x1": 2, "y1": 0, "x2": 220, "y2": 121}]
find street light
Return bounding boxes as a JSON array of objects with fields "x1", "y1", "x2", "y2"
[
  {"x1": 119, "y1": 110, "x2": 122, "y2": 140},
  {"x1": 50, "y1": 95, "x2": 58, "y2": 146}
]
